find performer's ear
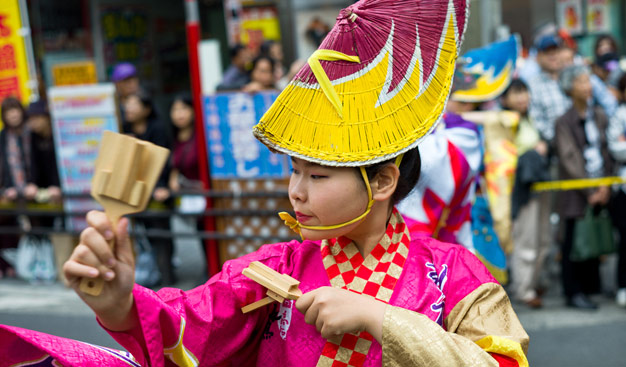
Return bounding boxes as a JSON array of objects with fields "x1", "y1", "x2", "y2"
[{"x1": 371, "y1": 164, "x2": 399, "y2": 202}]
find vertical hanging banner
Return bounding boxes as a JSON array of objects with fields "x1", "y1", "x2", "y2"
[
  {"x1": 204, "y1": 91, "x2": 290, "y2": 179},
  {"x1": 224, "y1": 0, "x2": 243, "y2": 46},
  {"x1": 587, "y1": 0, "x2": 611, "y2": 33},
  {"x1": 0, "y1": 0, "x2": 31, "y2": 103},
  {"x1": 48, "y1": 84, "x2": 119, "y2": 231},
  {"x1": 556, "y1": 0, "x2": 584, "y2": 35}
]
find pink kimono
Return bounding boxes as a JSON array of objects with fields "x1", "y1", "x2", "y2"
[{"x1": 0, "y1": 213, "x2": 528, "y2": 367}]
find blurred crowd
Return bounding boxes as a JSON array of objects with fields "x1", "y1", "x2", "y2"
[
  {"x1": 464, "y1": 28, "x2": 626, "y2": 311},
  {"x1": 216, "y1": 40, "x2": 305, "y2": 93}
]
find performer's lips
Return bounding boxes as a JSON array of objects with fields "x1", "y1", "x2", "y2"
[{"x1": 295, "y1": 212, "x2": 312, "y2": 223}]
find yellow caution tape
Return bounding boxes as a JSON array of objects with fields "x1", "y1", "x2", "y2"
[{"x1": 531, "y1": 176, "x2": 626, "y2": 192}]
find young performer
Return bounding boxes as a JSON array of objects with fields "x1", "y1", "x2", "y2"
[{"x1": 1, "y1": 1, "x2": 528, "y2": 366}]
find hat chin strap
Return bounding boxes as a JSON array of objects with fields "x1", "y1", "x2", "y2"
[{"x1": 279, "y1": 154, "x2": 403, "y2": 239}]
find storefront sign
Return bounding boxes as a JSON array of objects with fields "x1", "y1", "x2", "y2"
[
  {"x1": 204, "y1": 91, "x2": 290, "y2": 179},
  {"x1": 0, "y1": 0, "x2": 31, "y2": 102},
  {"x1": 52, "y1": 60, "x2": 97, "y2": 86},
  {"x1": 240, "y1": 6, "x2": 281, "y2": 49},
  {"x1": 49, "y1": 84, "x2": 119, "y2": 230},
  {"x1": 587, "y1": 0, "x2": 611, "y2": 33},
  {"x1": 556, "y1": 0, "x2": 584, "y2": 35},
  {"x1": 100, "y1": 6, "x2": 152, "y2": 79}
]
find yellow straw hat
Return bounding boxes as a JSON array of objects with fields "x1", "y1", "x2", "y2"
[{"x1": 254, "y1": 0, "x2": 470, "y2": 167}]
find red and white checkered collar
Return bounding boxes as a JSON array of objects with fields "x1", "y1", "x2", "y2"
[{"x1": 317, "y1": 208, "x2": 411, "y2": 367}]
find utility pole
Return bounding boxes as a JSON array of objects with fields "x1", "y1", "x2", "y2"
[{"x1": 185, "y1": 0, "x2": 220, "y2": 276}]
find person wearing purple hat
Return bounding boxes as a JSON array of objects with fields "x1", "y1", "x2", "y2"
[{"x1": 111, "y1": 62, "x2": 140, "y2": 104}]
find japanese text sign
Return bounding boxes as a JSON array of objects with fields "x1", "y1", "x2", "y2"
[
  {"x1": 0, "y1": 0, "x2": 31, "y2": 103},
  {"x1": 204, "y1": 91, "x2": 290, "y2": 178}
]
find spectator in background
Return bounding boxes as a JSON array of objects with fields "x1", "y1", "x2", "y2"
[
  {"x1": 606, "y1": 73, "x2": 626, "y2": 308},
  {"x1": 123, "y1": 90, "x2": 176, "y2": 286},
  {"x1": 242, "y1": 55, "x2": 276, "y2": 93},
  {"x1": 595, "y1": 34, "x2": 618, "y2": 59},
  {"x1": 167, "y1": 93, "x2": 206, "y2": 277},
  {"x1": 592, "y1": 52, "x2": 621, "y2": 100},
  {"x1": 168, "y1": 93, "x2": 201, "y2": 191},
  {"x1": 559, "y1": 36, "x2": 618, "y2": 118},
  {"x1": 0, "y1": 97, "x2": 37, "y2": 202},
  {"x1": 260, "y1": 40, "x2": 286, "y2": 86},
  {"x1": 594, "y1": 34, "x2": 623, "y2": 90},
  {"x1": 554, "y1": 65, "x2": 613, "y2": 310},
  {"x1": 527, "y1": 33, "x2": 570, "y2": 144},
  {"x1": 518, "y1": 23, "x2": 558, "y2": 84},
  {"x1": 0, "y1": 97, "x2": 35, "y2": 278},
  {"x1": 216, "y1": 44, "x2": 252, "y2": 91},
  {"x1": 305, "y1": 17, "x2": 330, "y2": 47},
  {"x1": 111, "y1": 62, "x2": 140, "y2": 105},
  {"x1": 111, "y1": 62, "x2": 142, "y2": 129},
  {"x1": 26, "y1": 100, "x2": 61, "y2": 204},
  {"x1": 506, "y1": 79, "x2": 551, "y2": 308}
]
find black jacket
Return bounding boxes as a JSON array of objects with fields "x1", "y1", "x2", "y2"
[
  {"x1": 123, "y1": 118, "x2": 173, "y2": 189},
  {"x1": 511, "y1": 149, "x2": 550, "y2": 219}
]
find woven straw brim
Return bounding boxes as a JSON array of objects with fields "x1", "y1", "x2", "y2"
[{"x1": 254, "y1": 3, "x2": 465, "y2": 167}]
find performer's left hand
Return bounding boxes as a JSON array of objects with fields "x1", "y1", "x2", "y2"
[{"x1": 296, "y1": 286, "x2": 386, "y2": 342}]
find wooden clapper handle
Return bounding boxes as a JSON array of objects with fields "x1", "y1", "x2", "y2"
[
  {"x1": 241, "y1": 261, "x2": 303, "y2": 313},
  {"x1": 79, "y1": 217, "x2": 119, "y2": 296}
]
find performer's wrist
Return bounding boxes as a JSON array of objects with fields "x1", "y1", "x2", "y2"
[
  {"x1": 363, "y1": 299, "x2": 386, "y2": 343},
  {"x1": 96, "y1": 294, "x2": 137, "y2": 332}
]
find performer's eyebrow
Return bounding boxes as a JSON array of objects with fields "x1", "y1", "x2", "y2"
[{"x1": 290, "y1": 157, "x2": 321, "y2": 169}]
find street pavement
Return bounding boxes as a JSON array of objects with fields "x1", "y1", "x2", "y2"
[{"x1": 1, "y1": 238, "x2": 625, "y2": 366}]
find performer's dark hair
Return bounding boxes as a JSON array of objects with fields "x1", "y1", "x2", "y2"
[{"x1": 364, "y1": 146, "x2": 421, "y2": 204}]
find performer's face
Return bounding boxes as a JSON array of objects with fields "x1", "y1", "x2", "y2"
[{"x1": 288, "y1": 157, "x2": 369, "y2": 241}]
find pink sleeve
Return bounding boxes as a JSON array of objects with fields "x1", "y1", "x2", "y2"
[{"x1": 104, "y1": 242, "x2": 294, "y2": 367}]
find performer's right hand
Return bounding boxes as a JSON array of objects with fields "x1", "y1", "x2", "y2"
[{"x1": 63, "y1": 210, "x2": 137, "y2": 331}]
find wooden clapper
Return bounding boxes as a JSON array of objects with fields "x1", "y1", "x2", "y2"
[
  {"x1": 79, "y1": 130, "x2": 169, "y2": 296},
  {"x1": 241, "y1": 261, "x2": 303, "y2": 313}
]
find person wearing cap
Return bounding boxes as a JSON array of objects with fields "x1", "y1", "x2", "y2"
[
  {"x1": 111, "y1": 62, "x2": 141, "y2": 103},
  {"x1": 5, "y1": 1, "x2": 527, "y2": 366},
  {"x1": 527, "y1": 33, "x2": 572, "y2": 143}
]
